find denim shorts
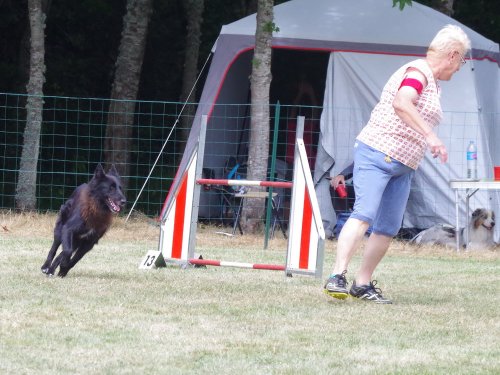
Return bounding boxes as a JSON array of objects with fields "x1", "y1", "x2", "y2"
[{"x1": 350, "y1": 141, "x2": 415, "y2": 237}]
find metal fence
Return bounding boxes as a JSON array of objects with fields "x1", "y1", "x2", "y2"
[
  {"x1": 1, "y1": 93, "x2": 192, "y2": 216},
  {"x1": 0, "y1": 93, "x2": 324, "y2": 221},
  {"x1": 3, "y1": 92, "x2": 498, "y2": 233}
]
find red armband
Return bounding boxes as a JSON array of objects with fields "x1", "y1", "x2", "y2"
[{"x1": 399, "y1": 78, "x2": 424, "y2": 95}]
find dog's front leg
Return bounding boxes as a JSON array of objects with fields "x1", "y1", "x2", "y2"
[
  {"x1": 47, "y1": 252, "x2": 64, "y2": 276},
  {"x1": 55, "y1": 228, "x2": 75, "y2": 277},
  {"x1": 41, "y1": 237, "x2": 61, "y2": 274}
]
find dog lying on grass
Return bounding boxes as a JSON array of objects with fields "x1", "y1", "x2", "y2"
[
  {"x1": 410, "y1": 208, "x2": 495, "y2": 250},
  {"x1": 41, "y1": 164, "x2": 126, "y2": 277}
]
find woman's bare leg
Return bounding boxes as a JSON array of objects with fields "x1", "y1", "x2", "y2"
[
  {"x1": 355, "y1": 233, "x2": 392, "y2": 285},
  {"x1": 332, "y1": 218, "x2": 370, "y2": 274}
]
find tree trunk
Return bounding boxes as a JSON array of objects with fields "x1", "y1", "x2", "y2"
[
  {"x1": 436, "y1": 0, "x2": 454, "y2": 16},
  {"x1": 17, "y1": 0, "x2": 51, "y2": 93},
  {"x1": 240, "y1": 0, "x2": 274, "y2": 233},
  {"x1": 15, "y1": 0, "x2": 46, "y2": 211},
  {"x1": 180, "y1": 0, "x2": 204, "y2": 143},
  {"x1": 104, "y1": 0, "x2": 153, "y2": 190}
]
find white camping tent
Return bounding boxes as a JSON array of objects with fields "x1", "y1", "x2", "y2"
[{"x1": 165, "y1": 0, "x2": 500, "y2": 237}]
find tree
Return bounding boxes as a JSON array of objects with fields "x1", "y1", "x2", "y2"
[
  {"x1": 104, "y1": 0, "x2": 153, "y2": 189},
  {"x1": 15, "y1": 0, "x2": 47, "y2": 210},
  {"x1": 179, "y1": 0, "x2": 204, "y2": 143},
  {"x1": 240, "y1": 0, "x2": 275, "y2": 233},
  {"x1": 436, "y1": 0, "x2": 454, "y2": 16}
]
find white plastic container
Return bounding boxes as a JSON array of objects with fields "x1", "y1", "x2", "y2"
[{"x1": 466, "y1": 141, "x2": 477, "y2": 179}]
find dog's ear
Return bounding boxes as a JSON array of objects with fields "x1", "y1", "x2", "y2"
[
  {"x1": 108, "y1": 164, "x2": 120, "y2": 178},
  {"x1": 93, "y1": 163, "x2": 106, "y2": 179},
  {"x1": 472, "y1": 209, "x2": 484, "y2": 229}
]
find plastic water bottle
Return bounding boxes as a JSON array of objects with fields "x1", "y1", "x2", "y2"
[{"x1": 466, "y1": 141, "x2": 477, "y2": 179}]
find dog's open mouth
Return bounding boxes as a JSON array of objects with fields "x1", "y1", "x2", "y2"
[{"x1": 107, "y1": 198, "x2": 121, "y2": 213}]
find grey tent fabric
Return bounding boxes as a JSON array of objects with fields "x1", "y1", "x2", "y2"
[
  {"x1": 320, "y1": 52, "x2": 499, "y2": 234},
  {"x1": 162, "y1": 0, "x2": 499, "y2": 239}
]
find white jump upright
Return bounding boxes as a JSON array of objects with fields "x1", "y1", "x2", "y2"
[
  {"x1": 141, "y1": 115, "x2": 324, "y2": 279},
  {"x1": 157, "y1": 148, "x2": 199, "y2": 264},
  {"x1": 155, "y1": 116, "x2": 208, "y2": 267},
  {"x1": 286, "y1": 116, "x2": 325, "y2": 278}
]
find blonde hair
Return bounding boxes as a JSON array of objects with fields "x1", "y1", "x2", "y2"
[{"x1": 428, "y1": 24, "x2": 471, "y2": 55}]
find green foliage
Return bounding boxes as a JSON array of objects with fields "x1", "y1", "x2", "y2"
[
  {"x1": 262, "y1": 21, "x2": 280, "y2": 33},
  {"x1": 252, "y1": 57, "x2": 261, "y2": 69},
  {"x1": 393, "y1": 0, "x2": 412, "y2": 11}
]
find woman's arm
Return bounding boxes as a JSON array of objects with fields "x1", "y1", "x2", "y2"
[{"x1": 392, "y1": 70, "x2": 448, "y2": 163}]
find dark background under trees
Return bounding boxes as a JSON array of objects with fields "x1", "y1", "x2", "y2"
[{"x1": 1, "y1": 0, "x2": 498, "y2": 101}]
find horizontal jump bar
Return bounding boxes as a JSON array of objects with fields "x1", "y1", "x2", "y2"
[
  {"x1": 196, "y1": 179, "x2": 292, "y2": 189},
  {"x1": 188, "y1": 258, "x2": 286, "y2": 271}
]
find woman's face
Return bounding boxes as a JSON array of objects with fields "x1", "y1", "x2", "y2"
[{"x1": 440, "y1": 49, "x2": 466, "y2": 81}]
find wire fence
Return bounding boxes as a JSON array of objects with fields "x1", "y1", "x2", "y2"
[
  {"x1": 2, "y1": 92, "x2": 499, "y2": 234},
  {"x1": 1, "y1": 93, "x2": 190, "y2": 216},
  {"x1": 0, "y1": 93, "x2": 326, "y2": 221}
]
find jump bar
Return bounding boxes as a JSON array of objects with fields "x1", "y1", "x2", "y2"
[
  {"x1": 188, "y1": 258, "x2": 286, "y2": 271},
  {"x1": 196, "y1": 178, "x2": 292, "y2": 189}
]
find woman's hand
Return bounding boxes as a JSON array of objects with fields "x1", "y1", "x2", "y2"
[
  {"x1": 425, "y1": 131, "x2": 448, "y2": 163},
  {"x1": 330, "y1": 174, "x2": 346, "y2": 189}
]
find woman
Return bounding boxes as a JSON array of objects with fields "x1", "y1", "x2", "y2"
[{"x1": 324, "y1": 25, "x2": 471, "y2": 304}]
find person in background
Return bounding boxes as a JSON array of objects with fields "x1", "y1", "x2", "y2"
[
  {"x1": 285, "y1": 74, "x2": 320, "y2": 171},
  {"x1": 329, "y1": 163, "x2": 354, "y2": 194},
  {"x1": 324, "y1": 25, "x2": 471, "y2": 304},
  {"x1": 282, "y1": 74, "x2": 320, "y2": 224}
]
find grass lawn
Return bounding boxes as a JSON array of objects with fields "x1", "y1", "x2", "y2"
[{"x1": 0, "y1": 211, "x2": 499, "y2": 374}]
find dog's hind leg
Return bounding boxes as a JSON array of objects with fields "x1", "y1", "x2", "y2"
[
  {"x1": 60, "y1": 243, "x2": 94, "y2": 277},
  {"x1": 44, "y1": 251, "x2": 65, "y2": 276},
  {"x1": 41, "y1": 238, "x2": 61, "y2": 275},
  {"x1": 57, "y1": 238, "x2": 95, "y2": 277},
  {"x1": 57, "y1": 250, "x2": 73, "y2": 278}
]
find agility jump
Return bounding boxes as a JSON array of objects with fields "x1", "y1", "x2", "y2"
[{"x1": 140, "y1": 116, "x2": 325, "y2": 278}]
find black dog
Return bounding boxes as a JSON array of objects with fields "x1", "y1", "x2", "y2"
[{"x1": 41, "y1": 164, "x2": 126, "y2": 277}]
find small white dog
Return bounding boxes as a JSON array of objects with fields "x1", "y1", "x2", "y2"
[{"x1": 411, "y1": 208, "x2": 496, "y2": 250}]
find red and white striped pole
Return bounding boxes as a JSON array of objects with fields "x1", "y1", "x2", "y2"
[
  {"x1": 188, "y1": 258, "x2": 285, "y2": 271},
  {"x1": 147, "y1": 116, "x2": 324, "y2": 278},
  {"x1": 196, "y1": 179, "x2": 292, "y2": 189}
]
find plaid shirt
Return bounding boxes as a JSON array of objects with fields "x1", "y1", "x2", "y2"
[{"x1": 357, "y1": 59, "x2": 442, "y2": 170}]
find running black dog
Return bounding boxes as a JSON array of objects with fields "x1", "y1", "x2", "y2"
[{"x1": 41, "y1": 164, "x2": 126, "y2": 277}]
